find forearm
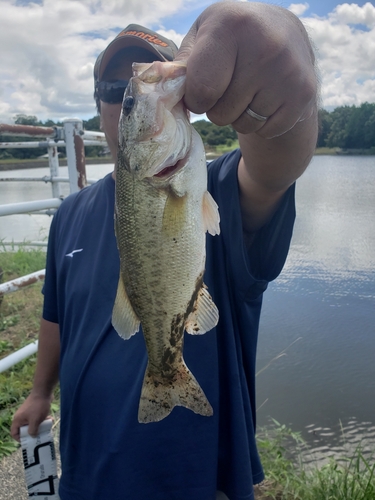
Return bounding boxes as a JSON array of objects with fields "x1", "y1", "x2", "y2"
[
  {"x1": 31, "y1": 318, "x2": 60, "y2": 398},
  {"x1": 237, "y1": 109, "x2": 318, "y2": 232}
]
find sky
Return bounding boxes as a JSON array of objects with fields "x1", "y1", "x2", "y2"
[{"x1": 0, "y1": 0, "x2": 374, "y2": 124}]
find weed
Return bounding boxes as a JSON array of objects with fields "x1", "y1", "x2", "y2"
[
  {"x1": 0, "y1": 245, "x2": 46, "y2": 281},
  {"x1": 0, "y1": 249, "x2": 51, "y2": 458},
  {"x1": 256, "y1": 421, "x2": 375, "y2": 500}
]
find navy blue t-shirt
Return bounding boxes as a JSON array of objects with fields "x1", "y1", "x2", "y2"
[{"x1": 42, "y1": 149, "x2": 295, "y2": 500}]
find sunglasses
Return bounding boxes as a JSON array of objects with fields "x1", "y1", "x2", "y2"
[{"x1": 95, "y1": 80, "x2": 129, "y2": 104}]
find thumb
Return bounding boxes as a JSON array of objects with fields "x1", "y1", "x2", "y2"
[
  {"x1": 27, "y1": 419, "x2": 41, "y2": 438},
  {"x1": 28, "y1": 415, "x2": 51, "y2": 437},
  {"x1": 10, "y1": 415, "x2": 31, "y2": 442}
]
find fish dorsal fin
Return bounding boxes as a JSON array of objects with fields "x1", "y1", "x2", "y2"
[
  {"x1": 112, "y1": 276, "x2": 140, "y2": 340},
  {"x1": 185, "y1": 286, "x2": 219, "y2": 335},
  {"x1": 202, "y1": 191, "x2": 220, "y2": 236}
]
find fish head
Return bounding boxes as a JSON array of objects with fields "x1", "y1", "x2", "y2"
[{"x1": 118, "y1": 61, "x2": 192, "y2": 181}]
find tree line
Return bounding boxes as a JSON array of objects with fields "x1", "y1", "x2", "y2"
[
  {"x1": 318, "y1": 102, "x2": 375, "y2": 150},
  {"x1": 1, "y1": 102, "x2": 374, "y2": 161}
]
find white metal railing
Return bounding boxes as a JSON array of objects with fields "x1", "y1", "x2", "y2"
[
  {"x1": 0, "y1": 119, "x2": 108, "y2": 371},
  {"x1": 0, "y1": 118, "x2": 107, "y2": 203},
  {"x1": 0, "y1": 341, "x2": 39, "y2": 374},
  {"x1": 0, "y1": 270, "x2": 46, "y2": 373}
]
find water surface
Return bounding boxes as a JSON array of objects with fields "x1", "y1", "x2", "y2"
[
  {"x1": 1, "y1": 155, "x2": 374, "y2": 463},
  {"x1": 256, "y1": 155, "x2": 375, "y2": 463}
]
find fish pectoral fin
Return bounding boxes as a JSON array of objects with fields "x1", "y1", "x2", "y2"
[
  {"x1": 202, "y1": 191, "x2": 220, "y2": 236},
  {"x1": 112, "y1": 276, "x2": 140, "y2": 340},
  {"x1": 162, "y1": 190, "x2": 187, "y2": 236},
  {"x1": 185, "y1": 286, "x2": 219, "y2": 335}
]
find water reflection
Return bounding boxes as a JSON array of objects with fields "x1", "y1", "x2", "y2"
[
  {"x1": 0, "y1": 164, "x2": 114, "y2": 241},
  {"x1": 256, "y1": 155, "x2": 375, "y2": 460},
  {"x1": 302, "y1": 418, "x2": 375, "y2": 466}
]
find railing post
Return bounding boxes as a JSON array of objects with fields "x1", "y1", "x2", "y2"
[
  {"x1": 63, "y1": 119, "x2": 87, "y2": 193},
  {"x1": 47, "y1": 144, "x2": 61, "y2": 198}
]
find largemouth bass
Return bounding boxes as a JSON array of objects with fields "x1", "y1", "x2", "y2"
[{"x1": 112, "y1": 60, "x2": 220, "y2": 424}]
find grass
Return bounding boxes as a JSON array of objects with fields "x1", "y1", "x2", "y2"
[
  {"x1": 256, "y1": 421, "x2": 375, "y2": 500},
  {"x1": 0, "y1": 158, "x2": 49, "y2": 165},
  {"x1": 0, "y1": 249, "x2": 374, "y2": 500},
  {"x1": 0, "y1": 246, "x2": 56, "y2": 457},
  {"x1": 315, "y1": 147, "x2": 341, "y2": 155}
]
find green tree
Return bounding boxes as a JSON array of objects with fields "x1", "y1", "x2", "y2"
[
  {"x1": 83, "y1": 115, "x2": 101, "y2": 131},
  {"x1": 14, "y1": 114, "x2": 41, "y2": 126},
  {"x1": 83, "y1": 115, "x2": 105, "y2": 157},
  {"x1": 192, "y1": 119, "x2": 237, "y2": 146},
  {"x1": 348, "y1": 102, "x2": 375, "y2": 149},
  {"x1": 317, "y1": 108, "x2": 332, "y2": 147},
  {"x1": 363, "y1": 107, "x2": 375, "y2": 148},
  {"x1": 326, "y1": 106, "x2": 353, "y2": 148}
]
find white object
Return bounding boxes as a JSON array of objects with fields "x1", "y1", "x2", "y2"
[
  {"x1": 0, "y1": 341, "x2": 38, "y2": 374},
  {"x1": 20, "y1": 419, "x2": 60, "y2": 499}
]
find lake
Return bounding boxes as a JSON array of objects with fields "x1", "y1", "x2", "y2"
[{"x1": 1, "y1": 155, "x2": 374, "y2": 464}]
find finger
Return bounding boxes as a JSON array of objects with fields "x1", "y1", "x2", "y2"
[
  {"x1": 174, "y1": 23, "x2": 196, "y2": 63},
  {"x1": 10, "y1": 416, "x2": 28, "y2": 442},
  {"x1": 10, "y1": 424, "x2": 21, "y2": 442},
  {"x1": 229, "y1": 71, "x2": 317, "y2": 138},
  {"x1": 175, "y1": 13, "x2": 237, "y2": 114},
  {"x1": 28, "y1": 420, "x2": 40, "y2": 437}
]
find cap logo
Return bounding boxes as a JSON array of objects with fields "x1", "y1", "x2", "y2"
[{"x1": 120, "y1": 30, "x2": 169, "y2": 48}]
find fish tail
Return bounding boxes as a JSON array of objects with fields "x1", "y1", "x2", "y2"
[{"x1": 138, "y1": 362, "x2": 213, "y2": 423}]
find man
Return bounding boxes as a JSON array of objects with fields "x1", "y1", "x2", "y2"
[{"x1": 11, "y1": 3, "x2": 318, "y2": 499}]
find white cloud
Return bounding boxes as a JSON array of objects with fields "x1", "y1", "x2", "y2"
[
  {"x1": 294, "y1": 2, "x2": 375, "y2": 109},
  {"x1": 0, "y1": 0, "x2": 374, "y2": 123},
  {"x1": 0, "y1": 0, "x2": 186, "y2": 123},
  {"x1": 288, "y1": 3, "x2": 309, "y2": 17},
  {"x1": 333, "y1": 2, "x2": 375, "y2": 28}
]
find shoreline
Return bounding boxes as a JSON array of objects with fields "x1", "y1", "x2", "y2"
[
  {"x1": 0, "y1": 157, "x2": 113, "y2": 172},
  {"x1": 1, "y1": 148, "x2": 374, "y2": 172}
]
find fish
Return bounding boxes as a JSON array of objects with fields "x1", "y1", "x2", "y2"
[{"x1": 112, "y1": 60, "x2": 220, "y2": 424}]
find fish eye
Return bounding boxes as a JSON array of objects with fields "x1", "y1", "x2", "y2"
[{"x1": 123, "y1": 96, "x2": 135, "y2": 116}]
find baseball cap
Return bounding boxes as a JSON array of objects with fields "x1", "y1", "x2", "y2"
[{"x1": 94, "y1": 24, "x2": 179, "y2": 84}]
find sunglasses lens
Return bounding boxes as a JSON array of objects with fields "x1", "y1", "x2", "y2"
[{"x1": 96, "y1": 81, "x2": 128, "y2": 104}]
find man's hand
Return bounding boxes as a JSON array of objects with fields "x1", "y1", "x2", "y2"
[
  {"x1": 11, "y1": 392, "x2": 53, "y2": 442},
  {"x1": 11, "y1": 319, "x2": 60, "y2": 442},
  {"x1": 176, "y1": 2, "x2": 317, "y2": 139}
]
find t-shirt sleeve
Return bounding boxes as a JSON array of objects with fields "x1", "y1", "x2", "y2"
[{"x1": 207, "y1": 149, "x2": 296, "y2": 298}]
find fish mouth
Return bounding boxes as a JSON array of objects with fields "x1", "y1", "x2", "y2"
[{"x1": 153, "y1": 156, "x2": 187, "y2": 179}]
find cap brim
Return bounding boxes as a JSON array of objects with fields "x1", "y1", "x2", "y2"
[{"x1": 98, "y1": 36, "x2": 167, "y2": 81}]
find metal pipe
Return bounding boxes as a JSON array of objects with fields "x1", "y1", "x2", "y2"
[
  {"x1": 63, "y1": 119, "x2": 87, "y2": 193},
  {"x1": 0, "y1": 141, "x2": 65, "y2": 149},
  {"x1": 0, "y1": 123, "x2": 54, "y2": 137},
  {"x1": 0, "y1": 176, "x2": 55, "y2": 182},
  {"x1": 1, "y1": 241, "x2": 48, "y2": 247},
  {"x1": 48, "y1": 144, "x2": 61, "y2": 198},
  {"x1": 80, "y1": 130, "x2": 106, "y2": 141},
  {"x1": 0, "y1": 341, "x2": 39, "y2": 374},
  {"x1": 74, "y1": 132, "x2": 87, "y2": 190},
  {"x1": 0, "y1": 140, "x2": 105, "y2": 148},
  {"x1": 0, "y1": 176, "x2": 98, "y2": 184},
  {"x1": 0, "y1": 269, "x2": 45, "y2": 297},
  {"x1": 0, "y1": 198, "x2": 62, "y2": 216}
]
